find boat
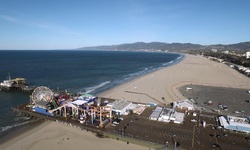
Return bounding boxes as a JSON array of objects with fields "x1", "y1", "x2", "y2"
[{"x1": 0, "y1": 74, "x2": 14, "y2": 90}]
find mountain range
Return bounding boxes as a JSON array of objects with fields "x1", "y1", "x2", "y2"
[{"x1": 78, "y1": 41, "x2": 250, "y2": 52}]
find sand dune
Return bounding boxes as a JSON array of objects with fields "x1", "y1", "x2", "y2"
[{"x1": 99, "y1": 54, "x2": 250, "y2": 104}]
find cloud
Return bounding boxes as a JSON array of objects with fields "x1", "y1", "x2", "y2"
[
  {"x1": 0, "y1": 15, "x2": 21, "y2": 23},
  {"x1": 0, "y1": 14, "x2": 51, "y2": 28},
  {"x1": 0, "y1": 14, "x2": 81, "y2": 36}
]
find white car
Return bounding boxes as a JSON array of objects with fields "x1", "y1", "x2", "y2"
[
  {"x1": 111, "y1": 124, "x2": 116, "y2": 126},
  {"x1": 113, "y1": 121, "x2": 119, "y2": 125},
  {"x1": 234, "y1": 111, "x2": 240, "y2": 114},
  {"x1": 191, "y1": 119, "x2": 197, "y2": 122}
]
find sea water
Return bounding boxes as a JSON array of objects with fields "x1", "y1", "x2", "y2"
[{"x1": 0, "y1": 50, "x2": 183, "y2": 134}]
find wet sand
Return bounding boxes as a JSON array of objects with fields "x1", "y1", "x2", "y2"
[
  {"x1": 98, "y1": 54, "x2": 250, "y2": 104},
  {"x1": 2, "y1": 54, "x2": 250, "y2": 150}
]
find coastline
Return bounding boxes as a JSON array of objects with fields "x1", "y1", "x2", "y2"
[
  {"x1": 0, "y1": 120, "x2": 50, "y2": 150},
  {"x1": 98, "y1": 54, "x2": 250, "y2": 104},
  {"x1": 0, "y1": 119, "x2": 45, "y2": 144},
  {"x1": 96, "y1": 52, "x2": 184, "y2": 95},
  {"x1": 1, "y1": 53, "x2": 250, "y2": 150},
  {"x1": 91, "y1": 52, "x2": 183, "y2": 95}
]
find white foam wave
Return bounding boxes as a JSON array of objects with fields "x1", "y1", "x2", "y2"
[
  {"x1": 177, "y1": 55, "x2": 182, "y2": 60},
  {"x1": 120, "y1": 67, "x2": 153, "y2": 84},
  {"x1": 1, "y1": 125, "x2": 12, "y2": 132},
  {"x1": 14, "y1": 116, "x2": 31, "y2": 122},
  {"x1": 85, "y1": 81, "x2": 111, "y2": 93},
  {"x1": 124, "y1": 56, "x2": 182, "y2": 83},
  {"x1": 128, "y1": 67, "x2": 150, "y2": 78},
  {"x1": 162, "y1": 60, "x2": 174, "y2": 66},
  {"x1": 0, "y1": 119, "x2": 38, "y2": 132}
]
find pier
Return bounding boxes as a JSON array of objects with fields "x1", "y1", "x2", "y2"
[
  {"x1": 12, "y1": 104, "x2": 107, "y2": 132},
  {"x1": 0, "y1": 76, "x2": 36, "y2": 92},
  {"x1": 1, "y1": 85, "x2": 36, "y2": 92},
  {"x1": 11, "y1": 104, "x2": 163, "y2": 149}
]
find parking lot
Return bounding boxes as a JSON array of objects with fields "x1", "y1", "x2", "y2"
[
  {"x1": 105, "y1": 107, "x2": 250, "y2": 150},
  {"x1": 104, "y1": 85, "x2": 250, "y2": 149},
  {"x1": 178, "y1": 85, "x2": 250, "y2": 117},
  {"x1": 106, "y1": 112, "x2": 194, "y2": 149}
]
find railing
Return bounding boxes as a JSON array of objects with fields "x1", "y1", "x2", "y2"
[{"x1": 12, "y1": 105, "x2": 165, "y2": 149}]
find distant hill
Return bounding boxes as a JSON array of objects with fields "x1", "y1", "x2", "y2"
[
  {"x1": 209, "y1": 42, "x2": 250, "y2": 51},
  {"x1": 77, "y1": 41, "x2": 250, "y2": 52}
]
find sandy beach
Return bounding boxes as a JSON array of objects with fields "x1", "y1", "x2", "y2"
[
  {"x1": 2, "y1": 54, "x2": 250, "y2": 150},
  {"x1": 0, "y1": 121, "x2": 148, "y2": 150},
  {"x1": 99, "y1": 54, "x2": 250, "y2": 104}
]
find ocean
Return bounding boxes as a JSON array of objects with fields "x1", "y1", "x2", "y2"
[{"x1": 0, "y1": 50, "x2": 183, "y2": 135}]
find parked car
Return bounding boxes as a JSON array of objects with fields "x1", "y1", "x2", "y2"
[
  {"x1": 113, "y1": 121, "x2": 119, "y2": 125},
  {"x1": 191, "y1": 119, "x2": 197, "y2": 122}
]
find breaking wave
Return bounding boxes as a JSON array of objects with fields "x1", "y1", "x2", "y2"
[
  {"x1": 14, "y1": 116, "x2": 31, "y2": 122},
  {"x1": 0, "y1": 119, "x2": 39, "y2": 133},
  {"x1": 85, "y1": 81, "x2": 111, "y2": 94}
]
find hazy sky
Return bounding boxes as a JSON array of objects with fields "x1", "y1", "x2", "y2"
[{"x1": 0, "y1": 0, "x2": 249, "y2": 49}]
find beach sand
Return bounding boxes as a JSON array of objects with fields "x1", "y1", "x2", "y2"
[
  {"x1": 99, "y1": 54, "x2": 250, "y2": 104},
  {"x1": 1, "y1": 121, "x2": 148, "y2": 150},
  {"x1": 2, "y1": 54, "x2": 250, "y2": 150}
]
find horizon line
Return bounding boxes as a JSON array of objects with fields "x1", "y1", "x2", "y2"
[{"x1": 0, "y1": 40, "x2": 249, "y2": 50}]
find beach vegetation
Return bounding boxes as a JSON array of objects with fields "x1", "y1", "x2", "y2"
[{"x1": 201, "y1": 51, "x2": 250, "y2": 67}]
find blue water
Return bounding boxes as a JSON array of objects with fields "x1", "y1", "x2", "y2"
[{"x1": 0, "y1": 50, "x2": 183, "y2": 133}]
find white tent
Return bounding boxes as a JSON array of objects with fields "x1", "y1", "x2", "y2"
[
  {"x1": 177, "y1": 100, "x2": 194, "y2": 110},
  {"x1": 72, "y1": 100, "x2": 88, "y2": 106}
]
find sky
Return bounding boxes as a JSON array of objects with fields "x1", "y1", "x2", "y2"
[{"x1": 0, "y1": 0, "x2": 249, "y2": 50}]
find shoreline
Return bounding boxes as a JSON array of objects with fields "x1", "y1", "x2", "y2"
[
  {"x1": 98, "y1": 54, "x2": 250, "y2": 104},
  {"x1": 1, "y1": 53, "x2": 250, "y2": 150},
  {"x1": 0, "y1": 120, "x2": 50, "y2": 149},
  {"x1": 97, "y1": 53, "x2": 185, "y2": 97},
  {"x1": 97, "y1": 53, "x2": 186, "y2": 103},
  {"x1": 94, "y1": 52, "x2": 184, "y2": 96},
  {"x1": 0, "y1": 52, "x2": 182, "y2": 150}
]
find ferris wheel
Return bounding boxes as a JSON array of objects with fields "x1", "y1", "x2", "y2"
[{"x1": 31, "y1": 86, "x2": 53, "y2": 103}]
